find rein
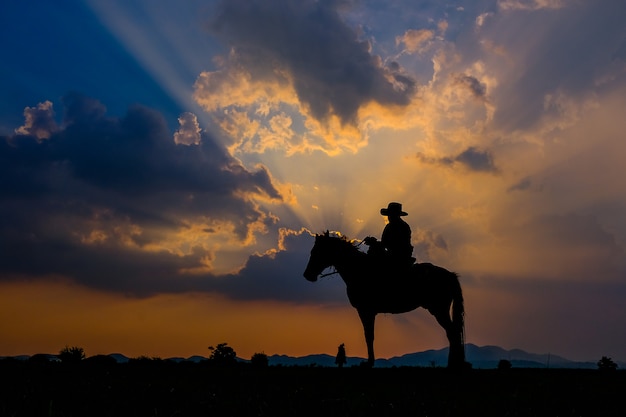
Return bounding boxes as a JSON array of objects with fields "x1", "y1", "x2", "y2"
[{"x1": 319, "y1": 270, "x2": 339, "y2": 278}]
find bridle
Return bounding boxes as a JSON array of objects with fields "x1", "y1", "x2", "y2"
[{"x1": 314, "y1": 235, "x2": 369, "y2": 279}]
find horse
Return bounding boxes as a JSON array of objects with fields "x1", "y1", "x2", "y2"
[{"x1": 303, "y1": 232, "x2": 467, "y2": 369}]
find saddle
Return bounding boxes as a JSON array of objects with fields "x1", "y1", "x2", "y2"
[{"x1": 366, "y1": 246, "x2": 416, "y2": 274}]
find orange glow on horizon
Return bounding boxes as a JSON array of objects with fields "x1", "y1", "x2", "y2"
[{"x1": 0, "y1": 279, "x2": 457, "y2": 360}]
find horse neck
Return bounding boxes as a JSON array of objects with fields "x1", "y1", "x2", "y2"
[{"x1": 331, "y1": 243, "x2": 365, "y2": 285}]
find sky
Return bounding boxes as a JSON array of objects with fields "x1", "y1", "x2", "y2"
[{"x1": 1, "y1": 0, "x2": 626, "y2": 363}]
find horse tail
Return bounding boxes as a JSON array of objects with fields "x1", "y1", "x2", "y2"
[{"x1": 451, "y1": 272, "x2": 465, "y2": 348}]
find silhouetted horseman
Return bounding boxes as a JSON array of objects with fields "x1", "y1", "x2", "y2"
[
  {"x1": 304, "y1": 232, "x2": 467, "y2": 368},
  {"x1": 365, "y1": 202, "x2": 415, "y2": 270}
]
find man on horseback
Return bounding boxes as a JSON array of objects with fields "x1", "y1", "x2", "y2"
[{"x1": 364, "y1": 202, "x2": 416, "y2": 270}]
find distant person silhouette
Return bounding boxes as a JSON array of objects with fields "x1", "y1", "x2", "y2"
[
  {"x1": 335, "y1": 343, "x2": 347, "y2": 368},
  {"x1": 365, "y1": 202, "x2": 415, "y2": 269}
]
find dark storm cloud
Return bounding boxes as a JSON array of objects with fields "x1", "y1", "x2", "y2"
[
  {"x1": 208, "y1": 0, "x2": 416, "y2": 124},
  {"x1": 12, "y1": 93, "x2": 281, "y2": 205},
  {"x1": 417, "y1": 146, "x2": 499, "y2": 173},
  {"x1": 0, "y1": 93, "x2": 286, "y2": 296},
  {"x1": 217, "y1": 231, "x2": 347, "y2": 303}
]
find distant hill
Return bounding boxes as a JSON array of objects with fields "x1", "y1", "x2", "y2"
[
  {"x1": 108, "y1": 353, "x2": 130, "y2": 363},
  {"x1": 1, "y1": 345, "x2": 616, "y2": 369},
  {"x1": 265, "y1": 344, "x2": 604, "y2": 369}
]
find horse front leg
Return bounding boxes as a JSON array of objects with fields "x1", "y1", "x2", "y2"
[{"x1": 358, "y1": 310, "x2": 376, "y2": 367}]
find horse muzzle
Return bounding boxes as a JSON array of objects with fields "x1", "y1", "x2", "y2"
[
  {"x1": 303, "y1": 265, "x2": 320, "y2": 282},
  {"x1": 303, "y1": 267, "x2": 318, "y2": 282}
]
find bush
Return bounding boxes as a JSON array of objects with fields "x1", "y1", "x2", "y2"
[
  {"x1": 597, "y1": 356, "x2": 618, "y2": 371},
  {"x1": 208, "y1": 343, "x2": 237, "y2": 366},
  {"x1": 251, "y1": 352, "x2": 269, "y2": 368},
  {"x1": 58, "y1": 346, "x2": 85, "y2": 364}
]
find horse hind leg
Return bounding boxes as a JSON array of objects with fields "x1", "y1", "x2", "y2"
[{"x1": 433, "y1": 309, "x2": 465, "y2": 369}]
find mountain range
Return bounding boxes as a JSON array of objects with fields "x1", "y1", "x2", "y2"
[
  {"x1": 264, "y1": 344, "x2": 606, "y2": 369},
  {"x1": 5, "y1": 344, "x2": 617, "y2": 369}
]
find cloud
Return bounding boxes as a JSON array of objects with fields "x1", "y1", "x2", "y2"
[
  {"x1": 174, "y1": 112, "x2": 202, "y2": 145},
  {"x1": 475, "y1": 12, "x2": 494, "y2": 28},
  {"x1": 507, "y1": 176, "x2": 533, "y2": 192},
  {"x1": 455, "y1": 147, "x2": 499, "y2": 172},
  {"x1": 417, "y1": 146, "x2": 499, "y2": 173},
  {"x1": 473, "y1": 212, "x2": 626, "y2": 281},
  {"x1": 0, "y1": 93, "x2": 291, "y2": 295},
  {"x1": 14, "y1": 101, "x2": 58, "y2": 140},
  {"x1": 483, "y1": 1, "x2": 626, "y2": 132},
  {"x1": 454, "y1": 74, "x2": 487, "y2": 100},
  {"x1": 208, "y1": 0, "x2": 415, "y2": 124},
  {"x1": 498, "y1": 0, "x2": 567, "y2": 11},
  {"x1": 193, "y1": 0, "x2": 419, "y2": 156},
  {"x1": 216, "y1": 228, "x2": 347, "y2": 303},
  {"x1": 396, "y1": 29, "x2": 435, "y2": 54},
  {"x1": 413, "y1": 230, "x2": 448, "y2": 263}
]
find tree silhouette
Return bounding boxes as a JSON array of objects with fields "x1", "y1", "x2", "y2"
[
  {"x1": 335, "y1": 343, "x2": 347, "y2": 368},
  {"x1": 497, "y1": 359, "x2": 512, "y2": 370},
  {"x1": 58, "y1": 346, "x2": 85, "y2": 364},
  {"x1": 251, "y1": 352, "x2": 269, "y2": 368},
  {"x1": 208, "y1": 343, "x2": 237, "y2": 366},
  {"x1": 597, "y1": 356, "x2": 618, "y2": 371}
]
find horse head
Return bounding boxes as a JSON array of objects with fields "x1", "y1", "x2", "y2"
[{"x1": 303, "y1": 231, "x2": 338, "y2": 282}]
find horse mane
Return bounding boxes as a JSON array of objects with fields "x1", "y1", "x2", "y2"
[{"x1": 320, "y1": 230, "x2": 363, "y2": 254}]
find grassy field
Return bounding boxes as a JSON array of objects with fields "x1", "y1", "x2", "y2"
[{"x1": 1, "y1": 359, "x2": 624, "y2": 416}]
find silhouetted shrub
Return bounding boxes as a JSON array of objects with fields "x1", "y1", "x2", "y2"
[
  {"x1": 251, "y1": 352, "x2": 269, "y2": 368},
  {"x1": 597, "y1": 356, "x2": 618, "y2": 371},
  {"x1": 208, "y1": 343, "x2": 237, "y2": 366},
  {"x1": 133, "y1": 355, "x2": 161, "y2": 361},
  {"x1": 498, "y1": 359, "x2": 512, "y2": 370},
  {"x1": 58, "y1": 346, "x2": 85, "y2": 364}
]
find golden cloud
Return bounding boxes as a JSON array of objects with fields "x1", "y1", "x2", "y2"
[{"x1": 396, "y1": 29, "x2": 435, "y2": 54}]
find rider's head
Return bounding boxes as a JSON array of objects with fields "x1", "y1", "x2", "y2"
[{"x1": 380, "y1": 202, "x2": 407, "y2": 219}]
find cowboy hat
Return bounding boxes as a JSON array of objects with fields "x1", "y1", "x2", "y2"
[{"x1": 380, "y1": 202, "x2": 407, "y2": 216}]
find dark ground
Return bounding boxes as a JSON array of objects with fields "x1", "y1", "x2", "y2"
[{"x1": 1, "y1": 359, "x2": 624, "y2": 417}]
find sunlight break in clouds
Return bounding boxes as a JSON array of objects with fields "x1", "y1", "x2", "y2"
[{"x1": 174, "y1": 112, "x2": 202, "y2": 145}]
